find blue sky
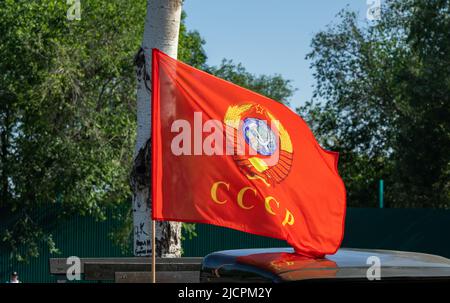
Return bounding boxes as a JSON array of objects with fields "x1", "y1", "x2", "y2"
[{"x1": 183, "y1": 0, "x2": 370, "y2": 109}]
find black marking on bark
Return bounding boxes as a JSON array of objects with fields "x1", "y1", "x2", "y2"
[
  {"x1": 134, "y1": 47, "x2": 151, "y2": 93},
  {"x1": 130, "y1": 139, "x2": 151, "y2": 193}
]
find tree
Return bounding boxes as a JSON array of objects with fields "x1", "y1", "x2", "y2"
[
  {"x1": 0, "y1": 0, "x2": 146, "y2": 260},
  {"x1": 131, "y1": 0, "x2": 183, "y2": 257},
  {"x1": 298, "y1": 0, "x2": 450, "y2": 208},
  {"x1": 0, "y1": 0, "x2": 295, "y2": 260}
]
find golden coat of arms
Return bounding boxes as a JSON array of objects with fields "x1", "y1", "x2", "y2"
[{"x1": 224, "y1": 103, "x2": 293, "y2": 187}]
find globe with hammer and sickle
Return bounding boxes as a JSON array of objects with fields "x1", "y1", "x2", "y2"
[{"x1": 224, "y1": 103, "x2": 294, "y2": 187}]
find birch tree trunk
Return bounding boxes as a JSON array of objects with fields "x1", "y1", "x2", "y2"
[{"x1": 131, "y1": 0, "x2": 182, "y2": 257}]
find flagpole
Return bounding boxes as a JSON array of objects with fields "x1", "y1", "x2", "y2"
[{"x1": 152, "y1": 219, "x2": 156, "y2": 283}]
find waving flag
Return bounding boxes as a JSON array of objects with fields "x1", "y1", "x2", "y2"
[{"x1": 151, "y1": 49, "x2": 346, "y2": 258}]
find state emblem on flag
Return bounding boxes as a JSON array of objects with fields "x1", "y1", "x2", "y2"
[{"x1": 224, "y1": 103, "x2": 293, "y2": 187}]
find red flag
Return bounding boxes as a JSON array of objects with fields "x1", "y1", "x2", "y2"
[{"x1": 151, "y1": 49, "x2": 346, "y2": 258}]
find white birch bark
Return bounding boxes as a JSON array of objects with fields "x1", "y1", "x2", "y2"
[{"x1": 132, "y1": 0, "x2": 182, "y2": 257}]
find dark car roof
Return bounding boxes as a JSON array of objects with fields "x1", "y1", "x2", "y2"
[{"x1": 201, "y1": 248, "x2": 450, "y2": 282}]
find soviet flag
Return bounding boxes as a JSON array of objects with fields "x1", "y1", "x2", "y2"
[{"x1": 151, "y1": 49, "x2": 346, "y2": 258}]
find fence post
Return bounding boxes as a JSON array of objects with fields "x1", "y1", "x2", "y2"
[{"x1": 379, "y1": 179, "x2": 384, "y2": 208}]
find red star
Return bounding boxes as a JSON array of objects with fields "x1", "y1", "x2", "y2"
[{"x1": 255, "y1": 104, "x2": 264, "y2": 114}]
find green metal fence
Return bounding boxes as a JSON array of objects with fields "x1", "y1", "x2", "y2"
[
  {"x1": 1, "y1": 207, "x2": 450, "y2": 282},
  {"x1": 0, "y1": 208, "x2": 130, "y2": 283},
  {"x1": 183, "y1": 208, "x2": 450, "y2": 258}
]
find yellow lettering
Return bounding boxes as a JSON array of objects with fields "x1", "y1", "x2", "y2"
[
  {"x1": 282, "y1": 209, "x2": 295, "y2": 226},
  {"x1": 210, "y1": 181, "x2": 295, "y2": 227},
  {"x1": 264, "y1": 196, "x2": 280, "y2": 215},
  {"x1": 237, "y1": 187, "x2": 256, "y2": 210},
  {"x1": 211, "y1": 181, "x2": 229, "y2": 204}
]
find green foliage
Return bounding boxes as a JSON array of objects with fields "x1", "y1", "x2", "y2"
[
  {"x1": 0, "y1": 2, "x2": 294, "y2": 260},
  {"x1": 207, "y1": 60, "x2": 295, "y2": 105},
  {"x1": 178, "y1": 11, "x2": 207, "y2": 69},
  {"x1": 298, "y1": 0, "x2": 450, "y2": 208},
  {"x1": 0, "y1": 0, "x2": 144, "y2": 260},
  {"x1": 181, "y1": 223, "x2": 197, "y2": 241}
]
